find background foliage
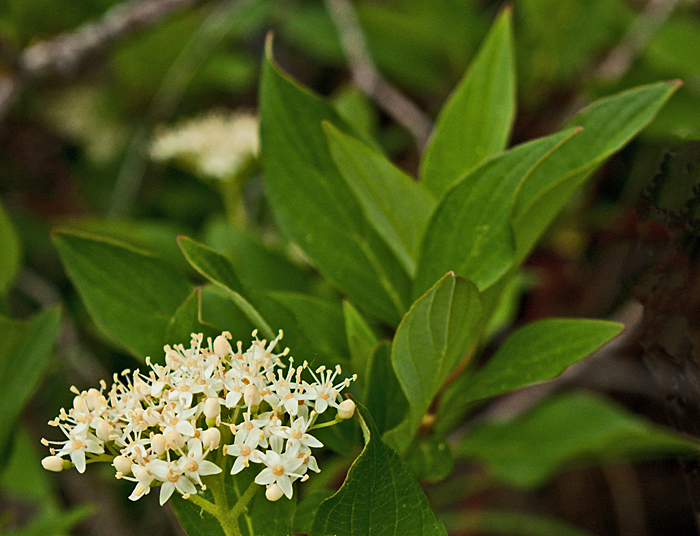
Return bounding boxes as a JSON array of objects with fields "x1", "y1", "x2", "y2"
[{"x1": 2, "y1": 0, "x2": 700, "y2": 535}]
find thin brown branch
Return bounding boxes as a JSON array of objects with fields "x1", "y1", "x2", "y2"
[
  {"x1": 323, "y1": 0, "x2": 433, "y2": 151},
  {"x1": 0, "y1": 0, "x2": 207, "y2": 122},
  {"x1": 596, "y1": 0, "x2": 680, "y2": 82}
]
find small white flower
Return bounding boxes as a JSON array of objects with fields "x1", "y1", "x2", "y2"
[
  {"x1": 254, "y1": 449, "x2": 305, "y2": 499},
  {"x1": 149, "y1": 459, "x2": 198, "y2": 505}
]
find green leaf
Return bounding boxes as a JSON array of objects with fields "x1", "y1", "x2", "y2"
[
  {"x1": 414, "y1": 128, "x2": 580, "y2": 298},
  {"x1": 437, "y1": 318, "x2": 623, "y2": 435},
  {"x1": 261, "y1": 291, "x2": 349, "y2": 368},
  {"x1": 293, "y1": 490, "x2": 335, "y2": 535},
  {"x1": 204, "y1": 220, "x2": 314, "y2": 294},
  {"x1": 404, "y1": 436, "x2": 454, "y2": 483},
  {"x1": 457, "y1": 392, "x2": 699, "y2": 488},
  {"x1": 53, "y1": 230, "x2": 192, "y2": 360},
  {"x1": 165, "y1": 287, "x2": 221, "y2": 347},
  {"x1": 324, "y1": 122, "x2": 435, "y2": 276},
  {"x1": 442, "y1": 510, "x2": 595, "y2": 536},
  {"x1": 0, "y1": 307, "x2": 61, "y2": 462},
  {"x1": 365, "y1": 341, "x2": 407, "y2": 435},
  {"x1": 260, "y1": 38, "x2": 411, "y2": 325},
  {"x1": 343, "y1": 301, "x2": 378, "y2": 390},
  {"x1": 0, "y1": 198, "x2": 21, "y2": 296},
  {"x1": 311, "y1": 399, "x2": 447, "y2": 536},
  {"x1": 199, "y1": 285, "x2": 256, "y2": 346},
  {"x1": 387, "y1": 273, "x2": 483, "y2": 453},
  {"x1": 178, "y1": 236, "x2": 275, "y2": 341},
  {"x1": 420, "y1": 7, "x2": 515, "y2": 198},
  {"x1": 511, "y1": 81, "x2": 681, "y2": 262}
]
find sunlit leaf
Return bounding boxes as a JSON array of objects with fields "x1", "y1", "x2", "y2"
[
  {"x1": 53, "y1": 229, "x2": 192, "y2": 360},
  {"x1": 387, "y1": 273, "x2": 482, "y2": 453},
  {"x1": 421, "y1": 6, "x2": 515, "y2": 198},
  {"x1": 311, "y1": 399, "x2": 447, "y2": 536},
  {"x1": 260, "y1": 37, "x2": 411, "y2": 325},
  {"x1": 324, "y1": 122, "x2": 435, "y2": 276},
  {"x1": 437, "y1": 318, "x2": 623, "y2": 435}
]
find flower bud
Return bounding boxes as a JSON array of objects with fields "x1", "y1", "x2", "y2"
[
  {"x1": 244, "y1": 385, "x2": 261, "y2": 408},
  {"x1": 214, "y1": 332, "x2": 233, "y2": 357},
  {"x1": 143, "y1": 407, "x2": 160, "y2": 427},
  {"x1": 201, "y1": 427, "x2": 221, "y2": 450},
  {"x1": 265, "y1": 483, "x2": 284, "y2": 502},
  {"x1": 95, "y1": 419, "x2": 113, "y2": 441},
  {"x1": 337, "y1": 399, "x2": 355, "y2": 420},
  {"x1": 203, "y1": 397, "x2": 221, "y2": 419},
  {"x1": 151, "y1": 433, "x2": 167, "y2": 455},
  {"x1": 73, "y1": 395, "x2": 87, "y2": 414},
  {"x1": 42, "y1": 455, "x2": 65, "y2": 472},
  {"x1": 86, "y1": 388, "x2": 102, "y2": 411},
  {"x1": 165, "y1": 430, "x2": 185, "y2": 450},
  {"x1": 113, "y1": 455, "x2": 132, "y2": 475}
]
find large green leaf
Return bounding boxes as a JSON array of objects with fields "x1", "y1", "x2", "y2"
[
  {"x1": 457, "y1": 392, "x2": 699, "y2": 488},
  {"x1": 260, "y1": 38, "x2": 411, "y2": 325},
  {"x1": 0, "y1": 307, "x2": 61, "y2": 462},
  {"x1": 165, "y1": 287, "x2": 221, "y2": 347},
  {"x1": 343, "y1": 300, "x2": 378, "y2": 390},
  {"x1": 414, "y1": 128, "x2": 580, "y2": 298},
  {"x1": 387, "y1": 273, "x2": 482, "y2": 453},
  {"x1": 364, "y1": 341, "x2": 407, "y2": 435},
  {"x1": 178, "y1": 236, "x2": 275, "y2": 341},
  {"x1": 261, "y1": 291, "x2": 349, "y2": 368},
  {"x1": 437, "y1": 318, "x2": 623, "y2": 435},
  {"x1": 511, "y1": 81, "x2": 680, "y2": 262},
  {"x1": 53, "y1": 229, "x2": 192, "y2": 360},
  {"x1": 311, "y1": 399, "x2": 446, "y2": 536},
  {"x1": 420, "y1": 7, "x2": 515, "y2": 198},
  {"x1": 324, "y1": 122, "x2": 435, "y2": 276},
  {"x1": 0, "y1": 198, "x2": 21, "y2": 297}
]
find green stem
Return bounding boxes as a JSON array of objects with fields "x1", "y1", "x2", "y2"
[{"x1": 190, "y1": 471, "x2": 259, "y2": 536}]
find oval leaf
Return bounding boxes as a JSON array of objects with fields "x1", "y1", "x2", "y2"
[
  {"x1": 260, "y1": 38, "x2": 411, "y2": 325},
  {"x1": 414, "y1": 128, "x2": 580, "y2": 298},
  {"x1": 437, "y1": 318, "x2": 623, "y2": 434},
  {"x1": 511, "y1": 81, "x2": 681, "y2": 262},
  {"x1": 324, "y1": 122, "x2": 435, "y2": 276},
  {"x1": 311, "y1": 399, "x2": 447, "y2": 536},
  {"x1": 420, "y1": 6, "x2": 516, "y2": 198},
  {"x1": 53, "y1": 229, "x2": 192, "y2": 360},
  {"x1": 178, "y1": 236, "x2": 275, "y2": 341},
  {"x1": 388, "y1": 273, "x2": 483, "y2": 453}
]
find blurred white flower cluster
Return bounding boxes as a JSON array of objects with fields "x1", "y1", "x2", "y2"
[
  {"x1": 41, "y1": 331, "x2": 356, "y2": 505},
  {"x1": 150, "y1": 110, "x2": 259, "y2": 180}
]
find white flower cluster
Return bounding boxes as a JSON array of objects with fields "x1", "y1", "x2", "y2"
[
  {"x1": 150, "y1": 110, "x2": 259, "y2": 180},
  {"x1": 41, "y1": 331, "x2": 356, "y2": 505}
]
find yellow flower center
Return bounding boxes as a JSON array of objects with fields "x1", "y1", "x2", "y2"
[{"x1": 272, "y1": 464, "x2": 285, "y2": 476}]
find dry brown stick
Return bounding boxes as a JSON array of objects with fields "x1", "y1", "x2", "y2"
[
  {"x1": 323, "y1": 0, "x2": 433, "y2": 151},
  {"x1": 596, "y1": 0, "x2": 680, "y2": 82},
  {"x1": 0, "y1": 0, "x2": 207, "y2": 122}
]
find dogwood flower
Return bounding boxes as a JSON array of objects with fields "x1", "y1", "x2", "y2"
[{"x1": 41, "y1": 330, "x2": 355, "y2": 504}]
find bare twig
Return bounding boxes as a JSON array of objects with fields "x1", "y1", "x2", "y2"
[
  {"x1": 0, "y1": 0, "x2": 207, "y2": 122},
  {"x1": 323, "y1": 0, "x2": 433, "y2": 151},
  {"x1": 596, "y1": 0, "x2": 680, "y2": 82}
]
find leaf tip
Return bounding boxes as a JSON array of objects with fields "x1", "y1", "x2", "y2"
[
  {"x1": 671, "y1": 79, "x2": 684, "y2": 89},
  {"x1": 264, "y1": 31, "x2": 275, "y2": 61}
]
